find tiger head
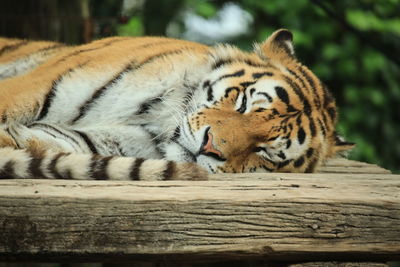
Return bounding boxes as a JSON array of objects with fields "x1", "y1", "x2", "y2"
[{"x1": 178, "y1": 29, "x2": 354, "y2": 173}]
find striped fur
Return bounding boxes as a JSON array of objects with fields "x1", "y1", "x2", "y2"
[{"x1": 0, "y1": 29, "x2": 353, "y2": 180}]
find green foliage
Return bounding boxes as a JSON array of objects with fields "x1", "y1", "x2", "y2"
[
  {"x1": 117, "y1": 16, "x2": 144, "y2": 36},
  {"x1": 346, "y1": 9, "x2": 400, "y2": 34},
  {"x1": 96, "y1": 0, "x2": 400, "y2": 172},
  {"x1": 191, "y1": 1, "x2": 218, "y2": 18}
]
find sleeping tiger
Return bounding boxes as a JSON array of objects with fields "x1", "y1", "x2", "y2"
[{"x1": 0, "y1": 29, "x2": 353, "y2": 181}]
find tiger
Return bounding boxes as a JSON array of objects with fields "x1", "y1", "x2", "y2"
[{"x1": 0, "y1": 29, "x2": 354, "y2": 181}]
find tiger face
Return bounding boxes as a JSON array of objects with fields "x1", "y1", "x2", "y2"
[{"x1": 175, "y1": 29, "x2": 353, "y2": 173}]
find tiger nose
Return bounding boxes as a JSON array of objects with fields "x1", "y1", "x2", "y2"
[{"x1": 200, "y1": 128, "x2": 226, "y2": 161}]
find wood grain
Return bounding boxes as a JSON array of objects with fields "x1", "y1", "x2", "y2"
[
  {"x1": 318, "y1": 158, "x2": 391, "y2": 174},
  {"x1": 0, "y1": 167, "x2": 399, "y2": 262}
]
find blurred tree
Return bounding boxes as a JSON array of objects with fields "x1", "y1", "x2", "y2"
[{"x1": 0, "y1": 0, "x2": 84, "y2": 44}]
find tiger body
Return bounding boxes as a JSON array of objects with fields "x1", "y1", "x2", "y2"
[{"x1": 0, "y1": 30, "x2": 352, "y2": 181}]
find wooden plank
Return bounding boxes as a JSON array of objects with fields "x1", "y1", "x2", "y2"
[
  {"x1": 289, "y1": 263, "x2": 389, "y2": 267},
  {"x1": 318, "y1": 158, "x2": 391, "y2": 174},
  {"x1": 0, "y1": 172, "x2": 399, "y2": 263}
]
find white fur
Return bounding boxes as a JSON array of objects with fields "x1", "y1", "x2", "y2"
[
  {"x1": 56, "y1": 153, "x2": 92, "y2": 179},
  {"x1": 0, "y1": 148, "x2": 30, "y2": 178},
  {"x1": 140, "y1": 160, "x2": 168, "y2": 181},
  {"x1": 106, "y1": 157, "x2": 135, "y2": 180}
]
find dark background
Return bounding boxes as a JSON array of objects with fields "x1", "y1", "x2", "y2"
[{"x1": 1, "y1": 0, "x2": 399, "y2": 172}]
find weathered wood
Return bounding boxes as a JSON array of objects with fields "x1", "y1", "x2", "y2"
[
  {"x1": 0, "y1": 166, "x2": 399, "y2": 263},
  {"x1": 318, "y1": 158, "x2": 391, "y2": 174},
  {"x1": 289, "y1": 263, "x2": 389, "y2": 267}
]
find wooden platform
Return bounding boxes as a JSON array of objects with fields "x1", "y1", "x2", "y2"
[{"x1": 0, "y1": 158, "x2": 399, "y2": 265}]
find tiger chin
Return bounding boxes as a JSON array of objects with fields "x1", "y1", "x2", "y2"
[{"x1": 0, "y1": 29, "x2": 354, "y2": 181}]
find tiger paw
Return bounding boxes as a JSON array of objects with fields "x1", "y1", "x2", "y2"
[{"x1": 0, "y1": 124, "x2": 18, "y2": 148}]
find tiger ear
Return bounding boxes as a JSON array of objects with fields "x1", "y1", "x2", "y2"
[
  {"x1": 260, "y1": 29, "x2": 295, "y2": 59},
  {"x1": 330, "y1": 133, "x2": 356, "y2": 156}
]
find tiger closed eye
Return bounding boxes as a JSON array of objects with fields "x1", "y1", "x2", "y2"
[{"x1": 253, "y1": 147, "x2": 265, "y2": 152}]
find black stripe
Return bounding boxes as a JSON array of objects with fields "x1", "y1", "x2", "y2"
[
  {"x1": 275, "y1": 86, "x2": 290, "y2": 104},
  {"x1": 48, "y1": 153, "x2": 68, "y2": 179},
  {"x1": 257, "y1": 92, "x2": 273, "y2": 102},
  {"x1": 287, "y1": 104, "x2": 298, "y2": 113},
  {"x1": 287, "y1": 68, "x2": 307, "y2": 90},
  {"x1": 37, "y1": 73, "x2": 66, "y2": 120},
  {"x1": 249, "y1": 88, "x2": 256, "y2": 96},
  {"x1": 283, "y1": 76, "x2": 312, "y2": 115},
  {"x1": 71, "y1": 63, "x2": 135, "y2": 123},
  {"x1": 296, "y1": 114, "x2": 302, "y2": 126},
  {"x1": 213, "y1": 69, "x2": 245, "y2": 85},
  {"x1": 30, "y1": 123, "x2": 81, "y2": 147},
  {"x1": 1, "y1": 113, "x2": 7, "y2": 123},
  {"x1": 202, "y1": 80, "x2": 210, "y2": 89},
  {"x1": 286, "y1": 139, "x2": 292, "y2": 149},
  {"x1": 52, "y1": 38, "x2": 128, "y2": 65},
  {"x1": 130, "y1": 158, "x2": 145, "y2": 180},
  {"x1": 261, "y1": 165, "x2": 273, "y2": 172},
  {"x1": 0, "y1": 161, "x2": 14, "y2": 179},
  {"x1": 0, "y1": 40, "x2": 28, "y2": 56},
  {"x1": 115, "y1": 141, "x2": 127, "y2": 156},
  {"x1": 162, "y1": 161, "x2": 176, "y2": 180},
  {"x1": 298, "y1": 66, "x2": 321, "y2": 108},
  {"x1": 212, "y1": 58, "x2": 270, "y2": 70},
  {"x1": 322, "y1": 83, "x2": 335, "y2": 108},
  {"x1": 322, "y1": 111, "x2": 329, "y2": 130},
  {"x1": 272, "y1": 108, "x2": 279, "y2": 116},
  {"x1": 4, "y1": 127, "x2": 19, "y2": 149},
  {"x1": 212, "y1": 58, "x2": 234, "y2": 70},
  {"x1": 15, "y1": 43, "x2": 66, "y2": 61},
  {"x1": 277, "y1": 151, "x2": 286, "y2": 160},
  {"x1": 297, "y1": 127, "x2": 306, "y2": 145},
  {"x1": 72, "y1": 49, "x2": 188, "y2": 123},
  {"x1": 136, "y1": 94, "x2": 163, "y2": 114},
  {"x1": 327, "y1": 107, "x2": 337, "y2": 122},
  {"x1": 267, "y1": 136, "x2": 279, "y2": 142},
  {"x1": 170, "y1": 126, "x2": 181, "y2": 141},
  {"x1": 244, "y1": 59, "x2": 269, "y2": 68},
  {"x1": 28, "y1": 151, "x2": 44, "y2": 178},
  {"x1": 182, "y1": 87, "x2": 196, "y2": 113},
  {"x1": 252, "y1": 71, "x2": 273, "y2": 79},
  {"x1": 237, "y1": 94, "x2": 247, "y2": 113},
  {"x1": 240, "y1": 81, "x2": 256, "y2": 88},
  {"x1": 91, "y1": 155, "x2": 113, "y2": 180},
  {"x1": 37, "y1": 62, "x2": 88, "y2": 120},
  {"x1": 305, "y1": 158, "x2": 318, "y2": 173},
  {"x1": 318, "y1": 118, "x2": 326, "y2": 137},
  {"x1": 277, "y1": 160, "x2": 291, "y2": 169},
  {"x1": 225, "y1": 86, "x2": 240, "y2": 97},
  {"x1": 74, "y1": 130, "x2": 98, "y2": 154},
  {"x1": 294, "y1": 156, "x2": 305, "y2": 168},
  {"x1": 207, "y1": 83, "x2": 214, "y2": 102},
  {"x1": 306, "y1": 148, "x2": 314, "y2": 158},
  {"x1": 38, "y1": 43, "x2": 65, "y2": 53},
  {"x1": 309, "y1": 119, "x2": 317, "y2": 137},
  {"x1": 299, "y1": 67, "x2": 315, "y2": 88}
]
